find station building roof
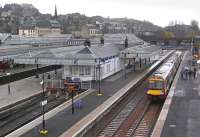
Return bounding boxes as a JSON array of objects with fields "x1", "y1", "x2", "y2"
[
  {"x1": 11, "y1": 33, "x2": 160, "y2": 65},
  {"x1": 120, "y1": 43, "x2": 161, "y2": 59},
  {"x1": 93, "y1": 34, "x2": 146, "y2": 45},
  {"x1": 3, "y1": 34, "x2": 72, "y2": 45},
  {"x1": 14, "y1": 44, "x2": 120, "y2": 66}
]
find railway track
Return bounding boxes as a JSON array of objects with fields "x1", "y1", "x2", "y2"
[
  {"x1": 95, "y1": 76, "x2": 162, "y2": 137},
  {"x1": 131, "y1": 103, "x2": 161, "y2": 137},
  {"x1": 97, "y1": 92, "x2": 161, "y2": 137},
  {"x1": 95, "y1": 75, "x2": 149, "y2": 137},
  {"x1": 0, "y1": 90, "x2": 84, "y2": 137},
  {"x1": 92, "y1": 53, "x2": 179, "y2": 137},
  {"x1": 113, "y1": 97, "x2": 151, "y2": 137},
  {"x1": 98, "y1": 90, "x2": 145, "y2": 137}
]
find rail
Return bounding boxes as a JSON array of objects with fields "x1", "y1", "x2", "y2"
[
  {"x1": 60, "y1": 51, "x2": 174, "y2": 137},
  {"x1": 151, "y1": 51, "x2": 187, "y2": 137}
]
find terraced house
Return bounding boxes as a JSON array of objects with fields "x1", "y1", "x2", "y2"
[{"x1": 18, "y1": 20, "x2": 61, "y2": 36}]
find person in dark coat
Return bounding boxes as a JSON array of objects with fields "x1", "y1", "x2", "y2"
[
  {"x1": 188, "y1": 70, "x2": 192, "y2": 79},
  {"x1": 193, "y1": 68, "x2": 197, "y2": 78}
]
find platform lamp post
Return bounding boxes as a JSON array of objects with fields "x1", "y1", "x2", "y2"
[
  {"x1": 123, "y1": 52, "x2": 127, "y2": 79},
  {"x1": 97, "y1": 58, "x2": 103, "y2": 96},
  {"x1": 66, "y1": 83, "x2": 76, "y2": 114},
  {"x1": 6, "y1": 72, "x2": 11, "y2": 95},
  {"x1": 39, "y1": 73, "x2": 48, "y2": 135},
  {"x1": 70, "y1": 84, "x2": 75, "y2": 114},
  {"x1": 35, "y1": 58, "x2": 39, "y2": 78}
]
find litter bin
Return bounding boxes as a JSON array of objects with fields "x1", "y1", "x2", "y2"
[{"x1": 75, "y1": 99, "x2": 84, "y2": 109}]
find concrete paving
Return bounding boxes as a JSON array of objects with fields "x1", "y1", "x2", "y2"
[
  {"x1": 161, "y1": 51, "x2": 200, "y2": 137},
  {"x1": 0, "y1": 69, "x2": 63, "y2": 109}
]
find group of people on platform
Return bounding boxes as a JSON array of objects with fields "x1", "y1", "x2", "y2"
[{"x1": 181, "y1": 66, "x2": 197, "y2": 79}]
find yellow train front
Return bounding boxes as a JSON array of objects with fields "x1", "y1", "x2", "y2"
[
  {"x1": 146, "y1": 76, "x2": 167, "y2": 100},
  {"x1": 146, "y1": 51, "x2": 182, "y2": 101}
]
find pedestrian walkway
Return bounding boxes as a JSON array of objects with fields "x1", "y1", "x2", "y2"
[
  {"x1": 161, "y1": 51, "x2": 200, "y2": 137},
  {"x1": 0, "y1": 69, "x2": 63, "y2": 109}
]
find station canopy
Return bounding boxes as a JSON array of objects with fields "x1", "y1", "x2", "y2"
[
  {"x1": 92, "y1": 34, "x2": 146, "y2": 45},
  {"x1": 3, "y1": 34, "x2": 72, "y2": 45},
  {"x1": 13, "y1": 34, "x2": 160, "y2": 65},
  {"x1": 120, "y1": 43, "x2": 161, "y2": 59},
  {"x1": 14, "y1": 44, "x2": 120, "y2": 66}
]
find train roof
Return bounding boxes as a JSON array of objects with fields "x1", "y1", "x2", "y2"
[{"x1": 150, "y1": 53, "x2": 179, "y2": 80}]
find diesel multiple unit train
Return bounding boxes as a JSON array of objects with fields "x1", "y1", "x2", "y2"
[{"x1": 146, "y1": 51, "x2": 182, "y2": 100}]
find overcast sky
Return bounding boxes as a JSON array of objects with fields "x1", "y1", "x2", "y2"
[{"x1": 1, "y1": 0, "x2": 200, "y2": 27}]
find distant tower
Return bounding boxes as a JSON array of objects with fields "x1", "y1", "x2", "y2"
[
  {"x1": 54, "y1": 5, "x2": 57, "y2": 19},
  {"x1": 125, "y1": 36, "x2": 128, "y2": 48}
]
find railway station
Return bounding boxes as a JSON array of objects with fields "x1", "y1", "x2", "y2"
[
  {"x1": 6, "y1": 50, "x2": 170, "y2": 137},
  {"x1": 0, "y1": 33, "x2": 200, "y2": 137},
  {"x1": 1, "y1": 1, "x2": 200, "y2": 137}
]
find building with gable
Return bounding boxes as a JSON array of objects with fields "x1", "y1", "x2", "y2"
[{"x1": 19, "y1": 20, "x2": 61, "y2": 36}]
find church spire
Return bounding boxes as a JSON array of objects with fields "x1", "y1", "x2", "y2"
[{"x1": 54, "y1": 5, "x2": 57, "y2": 19}]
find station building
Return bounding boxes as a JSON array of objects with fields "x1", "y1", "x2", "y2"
[
  {"x1": 72, "y1": 24, "x2": 102, "y2": 39},
  {"x1": 13, "y1": 34, "x2": 161, "y2": 82},
  {"x1": 18, "y1": 20, "x2": 61, "y2": 37}
]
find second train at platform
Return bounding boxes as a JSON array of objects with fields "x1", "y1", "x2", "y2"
[{"x1": 146, "y1": 51, "x2": 182, "y2": 100}]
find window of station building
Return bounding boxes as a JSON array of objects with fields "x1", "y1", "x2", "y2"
[
  {"x1": 85, "y1": 66, "x2": 91, "y2": 76},
  {"x1": 71, "y1": 66, "x2": 79, "y2": 75},
  {"x1": 80, "y1": 66, "x2": 84, "y2": 76}
]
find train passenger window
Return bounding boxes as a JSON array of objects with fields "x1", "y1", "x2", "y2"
[{"x1": 149, "y1": 81, "x2": 163, "y2": 90}]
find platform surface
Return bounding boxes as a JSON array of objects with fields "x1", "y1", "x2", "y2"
[
  {"x1": 161, "y1": 51, "x2": 200, "y2": 137},
  {"x1": 0, "y1": 69, "x2": 62, "y2": 109}
]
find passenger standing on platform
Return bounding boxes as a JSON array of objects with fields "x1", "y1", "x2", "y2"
[
  {"x1": 181, "y1": 70, "x2": 184, "y2": 79},
  {"x1": 186, "y1": 70, "x2": 189, "y2": 80},
  {"x1": 188, "y1": 70, "x2": 192, "y2": 79},
  {"x1": 55, "y1": 69, "x2": 57, "y2": 75},
  {"x1": 194, "y1": 68, "x2": 197, "y2": 78},
  {"x1": 47, "y1": 74, "x2": 51, "y2": 79},
  {"x1": 8, "y1": 84, "x2": 10, "y2": 95}
]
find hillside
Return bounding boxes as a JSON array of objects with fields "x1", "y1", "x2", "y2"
[{"x1": 0, "y1": 3, "x2": 162, "y2": 34}]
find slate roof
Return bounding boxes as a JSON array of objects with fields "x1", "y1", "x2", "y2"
[
  {"x1": 20, "y1": 20, "x2": 61, "y2": 29},
  {"x1": 16, "y1": 44, "x2": 120, "y2": 63},
  {"x1": 14, "y1": 34, "x2": 157, "y2": 65},
  {"x1": 77, "y1": 47, "x2": 93, "y2": 54},
  {"x1": 89, "y1": 45, "x2": 119, "y2": 58},
  {"x1": 36, "y1": 20, "x2": 51, "y2": 28},
  {"x1": 50, "y1": 20, "x2": 61, "y2": 28}
]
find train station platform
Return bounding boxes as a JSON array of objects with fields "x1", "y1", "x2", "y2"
[
  {"x1": 6, "y1": 51, "x2": 172, "y2": 137},
  {"x1": 153, "y1": 51, "x2": 200, "y2": 137},
  {"x1": 0, "y1": 69, "x2": 62, "y2": 109}
]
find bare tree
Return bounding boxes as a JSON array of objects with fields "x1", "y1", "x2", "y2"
[{"x1": 191, "y1": 20, "x2": 199, "y2": 31}]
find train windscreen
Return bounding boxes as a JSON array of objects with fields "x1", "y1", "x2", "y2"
[{"x1": 149, "y1": 81, "x2": 163, "y2": 90}]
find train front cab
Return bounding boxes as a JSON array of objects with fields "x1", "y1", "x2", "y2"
[{"x1": 146, "y1": 77, "x2": 167, "y2": 101}]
